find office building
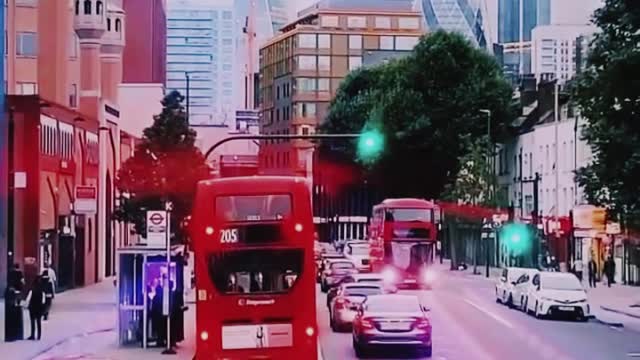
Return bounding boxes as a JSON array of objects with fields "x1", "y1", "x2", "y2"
[
  {"x1": 166, "y1": 0, "x2": 238, "y2": 127},
  {"x1": 259, "y1": 0, "x2": 424, "y2": 176},
  {"x1": 420, "y1": 0, "x2": 488, "y2": 48},
  {"x1": 496, "y1": 0, "x2": 550, "y2": 78},
  {"x1": 122, "y1": 0, "x2": 167, "y2": 84},
  {"x1": 531, "y1": 24, "x2": 595, "y2": 84}
]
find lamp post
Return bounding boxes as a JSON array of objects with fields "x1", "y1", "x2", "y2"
[{"x1": 185, "y1": 72, "x2": 191, "y2": 125}]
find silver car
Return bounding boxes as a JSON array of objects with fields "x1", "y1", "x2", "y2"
[
  {"x1": 330, "y1": 283, "x2": 384, "y2": 332},
  {"x1": 352, "y1": 294, "x2": 432, "y2": 358}
]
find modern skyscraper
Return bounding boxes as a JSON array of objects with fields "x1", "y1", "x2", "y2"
[
  {"x1": 166, "y1": 0, "x2": 237, "y2": 127},
  {"x1": 420, "y1": 0, "x2": 488, "y2": 48},
  {"x1": 498, "y1": 0, "x2": 550, "y2": 43}
]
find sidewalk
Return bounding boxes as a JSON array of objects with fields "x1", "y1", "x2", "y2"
[
  {"x1": 0, "y1": 279, "x2": 117, "y2": 360},
  {"x1": 587, "y1": 282, "x2": 640, "y2": 319}
]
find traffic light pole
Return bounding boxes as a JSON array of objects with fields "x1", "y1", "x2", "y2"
[{"x1": 204, "y1": 134, "x2": 363, "y2": 160}]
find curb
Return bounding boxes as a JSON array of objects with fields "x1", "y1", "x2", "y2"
[
  {"x1": 601, "y1": 305, "x2": 640, "y2": 320},
  {"x1": 591, "y1": 315, "x2": 624, "y2": 328}
]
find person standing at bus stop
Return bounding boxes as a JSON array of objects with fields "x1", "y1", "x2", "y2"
[
  {"x1": 5, "y1": 264, "x2": 25, "y2": 341},
  {"x1": 25, "y1": 276, "x2": 46, "y2": 340}
]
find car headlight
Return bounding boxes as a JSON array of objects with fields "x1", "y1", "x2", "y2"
[
  {"x1": 577, "y1": 298, "x2": 587, "y2": 303},
  {"x1": 382, "y1": 267, "x2": 398, "y2": 283},
  {"x1": 540, "y1": 297, "x2": 555, "y2": 302}
]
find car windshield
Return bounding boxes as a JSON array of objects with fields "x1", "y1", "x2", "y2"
[
  {"x1": 349, "y1": 245, "x2": 369, "y2": 255},
  {"x1": 541, "y1": 276, "x2": 583, "y2": 291},
  {"x1": 216, "y1": 194, "x2": 291, "y2": 222},
  {"x1": 366, "y1": 296, "x2": 420, "y2": 312},
  {"x1": 385, "y1": 208, "x2": 432, "y2": 222},
  {"x1": 331, "y1": 262, "x2": 355, "y2": 270},
  {"x1": 344, "y1": 286, "x2": 382, "y2": 297},
  {"x1": 357, "y1": 278, "x2": 382, "y2": 283}
]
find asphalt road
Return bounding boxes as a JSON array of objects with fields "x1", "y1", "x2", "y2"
[{"x1": 316, "y1": 267, "x2": 640, "y2": 360}]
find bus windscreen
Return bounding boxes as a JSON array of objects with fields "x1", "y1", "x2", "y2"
[
  {"x1": 385, "y1": 208, "x2": 432, "y2": 222},
  {"x1": 216, "y1": 194, "x2": 292, "y2": 222},
  {"x1": 208, "y1": 249, "x2": 303, "y2": 295}
]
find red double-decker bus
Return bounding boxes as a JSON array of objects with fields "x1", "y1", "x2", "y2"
[
  {"x1": 190, "y1": 176, "x2": 318, "y2": 359},
  {"x1": 368, "y1": 199, "x2": 440, "y2": 289}
]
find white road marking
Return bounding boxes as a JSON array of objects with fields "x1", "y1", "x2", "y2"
[{"x1": 463, "y1": 298, "x2": 515, "y2": 329}]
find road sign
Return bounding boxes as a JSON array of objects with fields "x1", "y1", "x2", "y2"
[
  {"x1": 74, "y1": 186, "x2": 97, "y2": 214},
  {"x1": 146, "y1": 211, "x2": 167, "y2": 247}
]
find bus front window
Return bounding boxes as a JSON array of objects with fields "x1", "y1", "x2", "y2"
[{"x1": 209, "y1": 249, "x2": 303, "y2": 294}]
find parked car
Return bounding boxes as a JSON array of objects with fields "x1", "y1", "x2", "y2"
[
  {"x1": 352, "y1": 294, "x2": 432, "y2": 358},
  {"x1": 511, "y1": 269, "x2": 540, "y2": 310},
  {"x1": 329, "y1": 283, "x2": 384, "y2": 332},
  {"x1": 495, "y1": 267, "x2": 534, "y2": 307},
  {"x1": 523, "y1": 272, "x2": 589, "y2": 321}
]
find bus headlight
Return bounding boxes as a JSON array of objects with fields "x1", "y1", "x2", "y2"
[
  {"x1": 422, "y1": 268, "x2": 436, "y2": 283},
  {"x1": 295, "y1": 223, "x2": 303, "y2": 232},
  {"x1": 305, "y1": 326, "x2": 315, "y2": 337},
  {"x1": 205, "y1": 226, "x2": 214, "y2": 235},
  {"x1": 382, "y1": 267, "x2": 398, "y2": 283},
  {"x1": 200, "y1": 331, "x2": 209, "y2": 341}
]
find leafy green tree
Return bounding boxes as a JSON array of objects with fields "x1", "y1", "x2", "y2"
[
  {"x1": 573, "y1": 0, "x2": 640, "y2": 228},
  {"x1": 321, "y1": 31, "x2": 514, "y2": 200},
  {"x1": 114, "y1": 91, "x2": 211, "y2": 243}
]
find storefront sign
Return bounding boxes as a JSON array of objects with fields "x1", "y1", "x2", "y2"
[
  {"x1": 74, "y1": 186, "x2": 97, "y2": 214},
  {"x1": 606, "y1": 222, "x2": 621, "y2": 235},
  {"x1": 572, "y1": 205, "x2": 606, "y2": 231}
]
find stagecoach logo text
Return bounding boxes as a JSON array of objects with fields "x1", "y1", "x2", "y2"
[{"x1": 238, "y1": 298, "x2": 276, "y2": 306}]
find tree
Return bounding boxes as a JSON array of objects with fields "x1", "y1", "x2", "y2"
[
  {"x1": 321, "y1": 31, "x2": 514, "y2": 200},
  {"x1": 114, "y1": 91, "x2": 210, "y2": 242},
  {"x1": 573, "y1": 0, "x2": 640, "y2": 228}
]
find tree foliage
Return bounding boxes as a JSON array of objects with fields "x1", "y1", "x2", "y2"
[
  {"x1": 114, "y1": 91, "x2": 210, "y2": 242},
  {"x1": 320, "y1": 31, "x2": 514, "y2": 200},
  {"x1": 573, "y1": 0, "x2": 640, "y2": 227}
]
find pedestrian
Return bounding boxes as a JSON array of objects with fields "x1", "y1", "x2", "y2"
[
  {"x1": 25, "y1": 275, "x2": 46, "y2": 340},
  {"x1": 5, "y1": 263, "x2": 25, "y2": 341},
  {"x1": 574, "y1": 259, "x2": 584, "y2": 283},
  {"x1": 604, "y1": 255, "x2": 615, "y2": 287},
  {"x1": 41, "y1": 270, "x2": 55, "y2": 320},
  {"x1": 42, "y1": 262, "x2": 57, "y2": 294},
  {"x1": 588, "y1": 257, "x2": 597, "y2": 288},
  {"x1": 152, "y1": 281, "x2": 166, "y2": 347}
]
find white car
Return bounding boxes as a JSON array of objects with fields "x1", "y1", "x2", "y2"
[
  {"x1": 344, "y1": 243, "x2": 371, "y2": 272},
  {"x1": 511, "y1": 269, "x2": 540, "y2": 310},
  {"x1": 495, "y1": 267, "x2": 534, "y2": 307},
  {"x1": 523, "y1": 272, "x2": 589, "y2": 321}
]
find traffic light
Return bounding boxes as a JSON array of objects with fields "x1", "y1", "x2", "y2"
[
  {"x1": 500, "y1": 223, "x2": 532, "y2": 254},
  {"x1": 357, "y1": 129, "x2": 384, "y2": 162}
]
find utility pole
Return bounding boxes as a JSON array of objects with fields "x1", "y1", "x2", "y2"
[
  {"x1": 185, "y1": 72, "x2": 190, "y2": 125},
  {"x1": 554, "y1": 82, "x2": 560, "y2": 263}
]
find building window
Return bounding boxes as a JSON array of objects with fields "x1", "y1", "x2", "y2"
[
  {"x1": 349, "y1": 35, "x2": 362, "y2": 50},
  {"x1": 297, "y1": 103, "x2": 316, "y2": 117},
  {"x1": 222, "y1": 11, "x2": 232, "y2": 20},
  {"x1": 296, "y1": 78, "x2": 315, "y2": 92},
  {"x1": 96, "y1": 0, "x2": 103, "y2": 15},
  {"x1": 380, "y1": 36, "x2": 394, "y2": 50},
  {"x1": 375, "y1": 16, "x2": 391, "y2": 29},
  {"x1": 318, "y1": 34, "x2": 330, "y2": 49},
  {"x1": 298, "y1": 34, "x2": 317, "y2": 48},
  {"x1": 84, "y1": 0, "x2": 91, "y2": 15},
  {"x1": 69, "y1": 84, "x2": 77, "y2": 108},
  {"x1": 398, "y1": 17, "x2": 420, "y2": 30},
  {"x1": 321, "y1": 15, "x2": 338, "y2": 27},
  {"x1": 395, "y1": 36, "x2": 419, "y2": 50},
  {"x1": 115, "y1": 19, "x2": 121, "y2": 32},
  {"x1": 75, "y1": 0, "x2": 79, "y2": 15},
  {"x1": 107, "y1": 18, "x2": 111, "y2": 31},
  {"x1": 70, "y1": 34, "x2": 78, "y2": 58},
  {"x1": 318, "y1": 56, "x2": 330, "y2": 71},
  {"x1": 16, "y1": 32, "x2": 37, "y2": 56},
  {"x1": 16, "y1": 82, "x2": 37, "y2": 95},
  {"x1": 347, "y1": 16, "x2": 366, "y2": 28},
  {"x1": 298, "y1": 55, "x2": 316, "y2": 70},
  {"x1": 317, "y1": 78, "x2": 329, "y2": 91},
  {"x1": 348, "y1": 56, "x2": 362, "y2": 71}
]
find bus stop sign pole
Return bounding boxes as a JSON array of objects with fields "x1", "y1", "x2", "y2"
[{"x1": 162, "y1": 202, "x2": 176, "y2": 355}]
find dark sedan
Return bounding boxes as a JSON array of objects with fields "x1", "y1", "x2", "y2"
[{"x1": 352, "y1": 294, "x2": 432, "y2": 358}]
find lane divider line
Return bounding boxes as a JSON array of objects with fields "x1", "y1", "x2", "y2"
[{"x1": 463, "y1": 298, "x2": 515, "y2": 329}]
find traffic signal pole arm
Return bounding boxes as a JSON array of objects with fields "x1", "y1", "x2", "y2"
[{"x1": 204, "y1": 134, "x2": 362, "y2": 160}]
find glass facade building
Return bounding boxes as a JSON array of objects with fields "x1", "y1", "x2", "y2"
[
  {"x1": 421, "y1": 0, "x2": 488, "y2": 48},
  {"x1": 166, "y1": 0, "x2": 237, "y2": 126},
  {"x1": 498, "y1": 0, "x2": 550, "y2": 43}
]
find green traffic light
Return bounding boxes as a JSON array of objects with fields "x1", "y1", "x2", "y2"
[
  {"x1": 500, "y1": 223, "x2": 531, "y2": 254},
  {"x1": 357, "y1": 129, "x2": 384, "y2": 161}
]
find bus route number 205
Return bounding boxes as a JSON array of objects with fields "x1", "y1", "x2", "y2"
[{"x1": 220, "y1": 229, "x2": 239, "y2": 244}]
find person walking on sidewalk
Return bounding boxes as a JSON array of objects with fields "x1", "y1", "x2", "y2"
[
  {"x1": 25, "y1": 275, "x2": 46, "y2": 340},
  {"x1": 574, "y1": 259, "x2": 584, "y2": 282},
  {"x1": 604, "y1": 255, "x2": 616, "y2": 287},
  {"x1": 588, "y1": 257, "x2": 597, "y2": 288},
  {"x1": 41, "y1": 270, "x2": 55, "y2": 320}
]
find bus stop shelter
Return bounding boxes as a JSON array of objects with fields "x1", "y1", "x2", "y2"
[{"x1": 117, "y1": 244, "x2": 186, "y2": 348}]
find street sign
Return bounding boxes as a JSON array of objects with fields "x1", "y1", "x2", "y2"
[
  {"x1": 146, "y1": 211, "x2": 168, "y2": 247},
  {"x1": 74, "y1": 186, "x2": 97, "y2": 214}
]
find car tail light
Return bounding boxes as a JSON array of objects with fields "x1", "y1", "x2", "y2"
[
  {"x1": 361, "y1": 317, "x2": 374, "y2": 329},
  {"x1": 415, "y1": 318, "x2": 430, "y2": 330}
]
